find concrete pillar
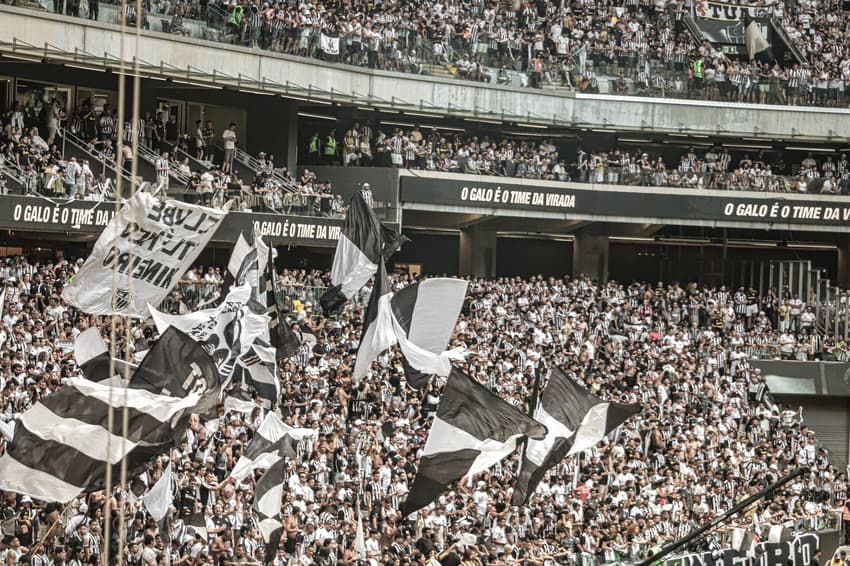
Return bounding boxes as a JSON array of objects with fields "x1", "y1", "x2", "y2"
[
  {"x1": 459, "y1": 226, "x2": 497, "y2": 277},
  {"x1": 837, "y1": 235, "x2": 850, "y2": 288},
  {"x1": 572, "y1": 227, "x2": 609, "y2": 283}
]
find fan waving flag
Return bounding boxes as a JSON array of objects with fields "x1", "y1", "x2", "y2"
[
  {"x1": 320, "y1": 193, "x2": 404, "y2": 315},
  {"x1": 512, "y1": 366, "x2": 640, "y2": 506},
  {"x1": 0, "y1": 327, "x2": 220, "y2": 502},
  {"x1": 402, "y1": 367, "x2": 547, "y2": 516},
  {"x1": 353, "y1": 268, "x2": 468, "y2": 383}
]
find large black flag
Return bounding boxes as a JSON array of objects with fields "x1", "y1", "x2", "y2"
[
  {"x1": 511, "y1": 366, "x2": 640, "y2": 506},
  {"x1": 402, "y1": 367, "x2": 546, "y2": 516},
  {"x1": 320, "y1": 193, "x2": 405, "y2": 315}
]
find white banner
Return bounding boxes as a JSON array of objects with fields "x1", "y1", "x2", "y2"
[
  {"x1": 320, "y1": 34, "x2": 340, "y2": 55},
  {"x1": 62, "y1": 192, "x2": 226, "y2": 318}
]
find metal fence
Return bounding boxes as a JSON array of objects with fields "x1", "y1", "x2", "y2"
[{"x1": 158, "y1": 282, "x2": 328, "y2": 314}]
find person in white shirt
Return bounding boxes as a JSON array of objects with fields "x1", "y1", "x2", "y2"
[
  {"x1": 222, "y1": 123, "x2": 237, "y2": 173},
  {"x1": 155, "y1": 152, "x2": 171, "y2": 194}
]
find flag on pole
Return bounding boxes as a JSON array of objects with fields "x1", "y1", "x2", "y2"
[
  {"x1": 353, "y1": 268, "x2": 468, "y2": 383},
  {"x1": 253, "y1": 457, "x2": 287, "y2": 520},
  {"x1": 401, "y1": 367, "x2": 546, "y2": 516},
  {"x1": 354, "y1": 508, "x2": 367, "y2": 561},
  {"x1": 229, "y1": 412, "x2": 315, "y2": 482},
  {"x1": 74, "y1": 327, "x2": 137, "y2": 383},
  {"x1": 265, "y1": 245, "x2": 300, "y2": 360},
  {"x1": 143, "y1": 461, "x2": 173, "y2": 522},
  {"x1": 234, "y1": 342, "x2": 279, "y2": 409},
  {"x1": 62, "y1": 192, "x2": 226, "y2": 318},
  {"x1": 0, "y1": 327, "x2": 219, "y2": 502},
  {"x1": 512, "y1": 366, "x2": 640, "y2": 505},
  {"x1": 320, "y1": 193, "x2": 397, "y2": 315}
]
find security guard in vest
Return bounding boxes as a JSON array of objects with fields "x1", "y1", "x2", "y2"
[
  {"x1": 692, "y1": 55, "x2": 704, "y2": 93},
  {"x1": 323, "y1": 129, "x2": 337, "y2": 165},
  {"x1": 307, "y1": 132, "x2": 321, "y2": 165}
]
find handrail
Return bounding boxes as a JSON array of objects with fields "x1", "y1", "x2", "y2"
[
  {"x1": 136, "y1": 143, "x2": 191, "y2": 186},
  {"x1": 60, "y1": 128, "x2": 138, "y2": 187}
]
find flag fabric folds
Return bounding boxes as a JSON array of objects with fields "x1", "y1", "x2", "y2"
[
  {"x1": 320, "y1": 193, "x2": 400, "y2": 315},
  {"x1": 253, "y1": 457, "x2": 287, "y2": 520},
  {"x1": 511, "y1": 366, "x2": 641, "y2": 506},
  {"x1": 62, "y1": 192, "x2": 226, "y2": 318},
  {"x1": 234, "y1": 342, "x2": 279, "y2": 409},
  {"x1": 75, "y1": 327, "x2": 137, "y2": 383},
  {"x1": 353, "y1": 268, "x2": 468, "y2": 383},
  {"x1": 143, "y1": 461, "x2": 173, "y2": 522},
  {"x1": 265, "y1": 245, "x2": 300, "y2": 360},
  {"x1": 229, "y1": 412, "x2": 315, "y2": 482},
  {"x1": 401, "y1": 367, "x2": 547, "y2": 516},
  {"x1": 0, "y1": 327, "x2": 219, "y2": 502}
]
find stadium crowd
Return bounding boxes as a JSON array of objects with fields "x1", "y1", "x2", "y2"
[
  {"x1": 308, "y1": 125, "x2": 850, "y2": 193},
  {"x1": 0, "y1": 101, "x2": 349, "y2": 214},
  {"x1": 13, "y1": 0, "x2": 850, "y2": 106},
  {"x1": 0, "y1": 252, "x2": 846, "y2": 566}
]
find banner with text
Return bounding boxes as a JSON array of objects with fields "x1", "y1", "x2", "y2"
[
  {"x1": 693, "y1": 0, "x2": 773, "y2": 21},
  {"x1": 0, "y1": 195, "x2": 347, "y2": 247},
  {"x1": 400, "y1": 176, "x2": 850, "y2": 228},
  {"x1": 663, "y1": 532, "x2": 818, "y2": 566},
  {"x1": 62, "y1": 192, "x2": 226, "y2": 318}
]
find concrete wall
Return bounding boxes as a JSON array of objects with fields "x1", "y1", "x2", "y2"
[{"x1": 2, "y1": 6, "x2": 848, "y2": 141}]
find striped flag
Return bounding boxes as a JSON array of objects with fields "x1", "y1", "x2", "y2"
[
  {"x1": 511, "y1": 366, "x2": 640, "y2": 506},
  {"x1": 0, "y1": 327, "x2": 219, "y2": 502},
  {"x1": 401, "y1": 367, "x2": 546, "y2": 516},
  {"x1": 353, "y1": 267, "x2": 468, "y2": 384}
]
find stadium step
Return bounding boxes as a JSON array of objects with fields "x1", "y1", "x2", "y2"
[{"x1": 421, "y1": 63, "x2": 455, "y2": 79}]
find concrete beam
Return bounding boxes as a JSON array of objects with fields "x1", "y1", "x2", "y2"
[{"x1": 2, "y1": 7, "x2": 847, "y2": 141}]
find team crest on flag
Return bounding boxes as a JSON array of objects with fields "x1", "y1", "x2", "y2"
[{"x1": 111, "y1": 288, "x2": 134, "y2": 311}]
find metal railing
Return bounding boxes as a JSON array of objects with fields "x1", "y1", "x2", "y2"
[
  {"x1": 231, "y1": 147, "x2": 300, "y2": 193},
  {"x1": 159, "y1": 281, "x2": 329, "y2": 313},
  {"x1": 136, "y1": 143, "x2": 192, "y2": 186}
]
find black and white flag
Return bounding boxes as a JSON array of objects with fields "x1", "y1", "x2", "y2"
[
  {"x1": 353, "y1": 268, "x2": 468, "y2": 383},
  {"x1": 234, "y1": 342, "x2": 279, "y2": 409},
  {"x1": 512, "y1": 366, "x2": 640, "y2": 505},
  {"x1": 229, "y1": 412, "x2": 315, "y2": 482},
  {"x1": 265, "y1": 245, "x2": 300, "y2": 360},
  {"x1": 62, "y1": 192, "x2": 226, "y2": 318},
  {"x1": 151, "y1": 285, "x2": 268, "y2": 385},
  {"x1": 401, "y1": 367, "x2": 546, "y2": 516},
  {"x1": 320, "y1": 193, "x2": 383, "y2": 315},
  {"x1": 75, "y1": 327, "x2": 137, "y2": 384},
  {"x1": 253, "y1": 456, "x2": 287, "y2": 520},
  {"x1": 0, "y1": 327, "x2": 219, "y2": 502},
  {"x1": 228, "y1": 227, "x2": 269, "y2": 312}
]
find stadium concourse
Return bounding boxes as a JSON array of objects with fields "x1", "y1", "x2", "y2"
[{"x1": 0, "y1": 245, "x2": 846, "y2": 566}]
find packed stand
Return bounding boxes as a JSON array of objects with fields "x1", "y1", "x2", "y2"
[
  {"x1": 308, "y1": 124, "x2": 850, "y2": 194},
  {"x1": 1, "y1": 100, "x2": 348, "y2": 213},
  {"x1": 15, "y1": 0, "x2": 850, "y2": 107},
  {"x1": 0, "y1": 251, "x2": 846, "y2": 566}
]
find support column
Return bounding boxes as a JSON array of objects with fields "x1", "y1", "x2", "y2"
[
  {"x1": 459, "y1": 226, "x2": 497, "y2": 277},
  {"x1": 572, "y1": 227, "x2": 610, "y2": 283},
  {"x1": 837, "y1": 235, "x2": 850, "y2": 288}
]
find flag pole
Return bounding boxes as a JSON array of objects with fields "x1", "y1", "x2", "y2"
[{"x1": 516, "y1": 358, "x2": 545, "y2": 486}]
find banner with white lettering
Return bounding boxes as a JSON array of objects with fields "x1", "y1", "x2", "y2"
[
  {"x1": 662, "y1": 532, "x2": 818, "y2": 566},
  {"x1": 321, "y1": 34, "x2": 340, "y2": 55},
  {"x1": 62, "y1": 192, "x2": 226, "y2": 318}
]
